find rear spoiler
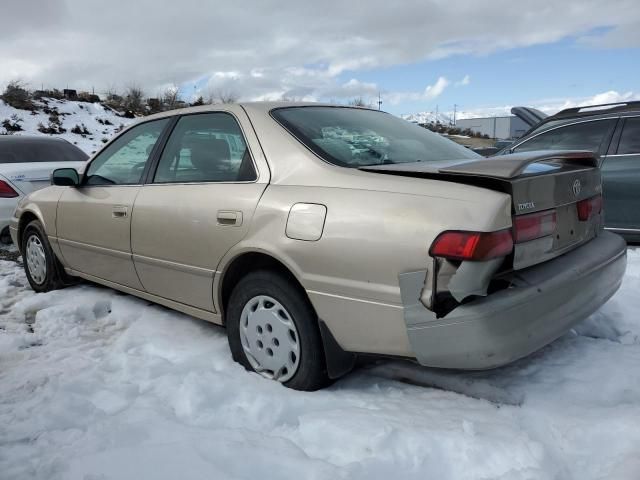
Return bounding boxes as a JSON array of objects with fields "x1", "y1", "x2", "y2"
[
  {"x1": 439, "y1": 150, "x2": 600, "y2": 179},
  {"x1": 361, "y1": 150, "x2": 600, "y2": 180}
]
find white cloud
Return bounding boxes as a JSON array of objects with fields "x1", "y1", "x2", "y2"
[
  {"x1": 424, "y1": 77, "x2": 449, "y2": 99},
  {"x1": 0, "y1": 0, "x2": 638, "y2": 104},
  {"x1": 455, "y1": 75, "x2": 471, "y2": 87},
  {"x1": 385, "y1": 77, "x2": 450, "y2": 105},
  {"x1": 438, "y1": 90, "x2": 639, "y2": 120}
]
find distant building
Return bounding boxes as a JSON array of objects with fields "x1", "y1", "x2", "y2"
[
  {"x1": 63, "y1": 89, "x2": 78, "y2": 100},
  {"x1": 455, "y1": 115, "x2": 529, "y2": 140}
]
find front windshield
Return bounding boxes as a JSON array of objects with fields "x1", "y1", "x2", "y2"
[{"x1": 271, "y1": 106, "x2": 479, "y2": 167}]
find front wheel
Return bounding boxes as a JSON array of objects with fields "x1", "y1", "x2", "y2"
[
  {"x1": 226, "y1": 270, "x2": 330, "y2": 391},
  {"x1": 21, "y1": 220, "x2": 66, "y2": 292}
]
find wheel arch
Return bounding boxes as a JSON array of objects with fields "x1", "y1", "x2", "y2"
[
  {"x1": 218, "y1": 251, "x2": 307, "y2": 321},
  {"x1": 217, "y1": 249, "x2": 357, "y2": 379},
  {"x1": 17, "y1": 210, "x2": 42, "y2": 250}
]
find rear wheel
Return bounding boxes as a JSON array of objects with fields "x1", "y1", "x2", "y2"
[
  {"x1": 226, "y1": 270, "x2": 330, "y2": 391},
  {"x1": 21, "y1": 220, "x2": 66, "y2": 292}
]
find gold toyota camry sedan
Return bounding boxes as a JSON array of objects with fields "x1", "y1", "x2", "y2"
[{"x1": 10, "y1": 103, "x2": 627, "y2": 390}]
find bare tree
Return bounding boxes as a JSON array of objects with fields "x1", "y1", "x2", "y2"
[
  {"x1": 124, "y1": 84, "x2": 144, "y2": 113},
  {"x1": 162, "y1": 85, "x2": 180, "y2": 111},
  {"x1": 279, "y1": 94, "x2": 304, "y2": 102},
  {"x1": 348, "y1": 97, "x2": 369, "y2": 108},
  {"x1": 209, "y1": 88, "x2": 239, "y2": 104}
]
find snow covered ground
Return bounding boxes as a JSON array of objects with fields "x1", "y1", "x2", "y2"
[
  {"x1": 1, "y1": 245, "x2": 639, "y2": 480},
  {"x1": 0, "y1": 99, "x2": 130, "y2": 155}
]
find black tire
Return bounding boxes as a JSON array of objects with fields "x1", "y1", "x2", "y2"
[
  {"x1": 0, "y1": 226, "x2": 12, "y2": 245},
  {"x1": 21, "y1": 220, "x2": 67, "y2": 292},
  {"x1": 226, "y1": 270, "x2": 331, "y2": 391}
]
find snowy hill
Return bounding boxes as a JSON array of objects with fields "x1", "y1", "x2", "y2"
[
  {"x1": 402, "y1": 111, "x2": 453, "y2": 124},
  {"x1": 0, "y1": 98, "x2": 131, "y2": 155}
]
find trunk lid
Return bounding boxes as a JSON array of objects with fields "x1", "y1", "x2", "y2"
[
  {"x1": 361, "y1": 150, "x2": 603, "y2": 269},
  {"x1": 510, "y1": 106, "x2": 548, "y2": 129}
]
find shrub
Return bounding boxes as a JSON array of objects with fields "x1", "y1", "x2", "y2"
[
  {"x1": 1, "y1": 80, "x2": 34, "y2": 110},
  {"x1": 1, "y1": 114, "x2": 24, "y2": 133},
  {"x1": 38, "y1": 119, "x2": 66, "y2": 134},
  {"x1": 71, "y1": 123, "x2": 91, "y2": 135},
  {"x1": 77, "y1": 92, "x2": 101, "y2": 103}
]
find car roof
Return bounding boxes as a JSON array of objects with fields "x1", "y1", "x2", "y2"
[
  {"x1": 550, "y1": 101, "x2": 640, "y2": 120},
  {"x1": 513, "y1": 101, "x2": 640, "y2": 140},
  {"x1": 531, "y1": 101, "x2": 640, "y2": 130},
  {"x1": 139, "y1": 101, "x2": 384, "y2": 123},
  {"x1": 0, "y1": 135, "x2": 72, "y2": 145}
]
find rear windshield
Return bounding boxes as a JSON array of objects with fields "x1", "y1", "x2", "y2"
[
  {"x1": 271, "y1": 106, "x2": 478, "y2": 167},
  {"x1": 0, "y1": 139, "x2": 88, "y2": 164}
]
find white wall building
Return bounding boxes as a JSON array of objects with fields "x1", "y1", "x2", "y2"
[{"x1": 456, "y1": 115, "x2": 530, "y2": 140}]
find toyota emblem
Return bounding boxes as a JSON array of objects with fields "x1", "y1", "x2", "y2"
[{"x1": 572, "y1": 179, "x2": 582, "y2": 196}]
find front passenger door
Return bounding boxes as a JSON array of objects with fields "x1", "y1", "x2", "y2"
[{"x1": 56, "y1": 118, "x2": 171, "y2": 288}]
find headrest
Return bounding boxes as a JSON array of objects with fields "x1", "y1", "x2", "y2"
[{"x1": 190, "y1": 138, "x2": 230, "y2": 170}]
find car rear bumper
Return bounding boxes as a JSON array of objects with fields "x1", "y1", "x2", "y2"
[
  {"x1": 399, "y1": 231, "x2": 627, "y2": 369},
  {"x1": 0, "y1": 198, "x2": 20, "y2": 240}
]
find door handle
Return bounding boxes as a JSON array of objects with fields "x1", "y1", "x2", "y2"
[
  {"x1": 112, "y1": 206, "x2": 128, "y2": 218},
  {"x1": 217, "y1": 210, "x2": 242, "y2": 226}
]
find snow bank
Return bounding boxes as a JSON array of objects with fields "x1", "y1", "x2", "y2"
[
  {"x1": 0, "y1": 99, "x2": 131, "y2": 155},
  {"x1": 1, "y1": 249, "x2": 639, "y2": 480}
]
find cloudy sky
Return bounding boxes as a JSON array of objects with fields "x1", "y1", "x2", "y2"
[{"x1": 2, "y1": 0, "x2": 639, "y2": 116}]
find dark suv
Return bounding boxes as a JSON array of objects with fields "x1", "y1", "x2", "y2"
[{"x1": 500, "y1": 102, "x2": 640, "y2": 242}]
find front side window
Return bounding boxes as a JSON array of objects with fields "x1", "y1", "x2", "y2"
[
  {"x1": 514, "y1": 119, "x2": 616, "y2": 154},
  {"x1": 617, "y1": 117, "x2": 640, "y2": 155},
  {"x1": 271, "y1": 106, "x2": 478, "y2": 167},
  {"x1": 153, "y1": 113, "x2": 256, "y2": 183},
  {"x1": 85, "y1": 118, "x2": 170, "y2": 185}
]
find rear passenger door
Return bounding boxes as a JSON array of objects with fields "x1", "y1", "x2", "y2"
[
  {"x1": 601, "y1": 116, "x2": 640, "y2": 232},
  {"x1": 131, "y1": 109, "x2": 268, "y2": 312}
]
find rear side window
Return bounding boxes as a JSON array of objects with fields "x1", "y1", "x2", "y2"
[
  {"x1": 617, "y1": 117, "x2": 640, "y2": 155},
  {"x1": 514, "y1": 119, "x2": 616, "y2": 153},
  {"x1": 0, "y1": 139, "x2": 88, "y2": 163},
  {"x1": 153, "y1": 112, "x2": 256, "y2": 183}
]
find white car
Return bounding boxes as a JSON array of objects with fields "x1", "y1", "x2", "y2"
[{"x1": 0, "y1": 136, "x2": 88, "y2": 243}]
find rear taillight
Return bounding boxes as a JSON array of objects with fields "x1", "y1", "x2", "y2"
[
  {"x1": 430, "y1": 229, "x2": 513, "y2": 261},
  {"x1": 0, "y1": 180, "x2": 18, "y2": 198},
  {"x1": 577, "y1": 194, "x2": 602, "y2": 221},
  {"x1": 514, "y1": 209, "x2": 557, "y2": 243}
]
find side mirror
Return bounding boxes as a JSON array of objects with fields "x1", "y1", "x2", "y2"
[{"x1": 52, "y1": 168, "x2": 80, "y2": 187}]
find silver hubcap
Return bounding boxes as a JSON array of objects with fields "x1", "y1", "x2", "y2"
[
  {"x1": 240, "y1": 295, "x2": 300, "y2": 382},
  {"x1": 25, "y1": 234, "x2": 47, "y2": 285}
]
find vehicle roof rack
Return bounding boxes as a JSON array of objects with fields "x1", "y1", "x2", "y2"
[{"x1": 552, "y1": 101, "x2": 640, "y2": 119}]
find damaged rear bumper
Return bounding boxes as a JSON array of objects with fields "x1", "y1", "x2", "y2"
[{"x1": 399, "y1": 231, "x2": 627, "y2": 369}]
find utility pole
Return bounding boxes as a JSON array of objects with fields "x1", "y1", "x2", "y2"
[
  {"x1": 453, "y1": 104, "x2": 457, "y2": 126},
  {"x1": 377, "y1": 92, "x2": 382, "y2": 111},
  {"x1": 435, "y1": 105, "x2": 439, "y2": 123}
]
